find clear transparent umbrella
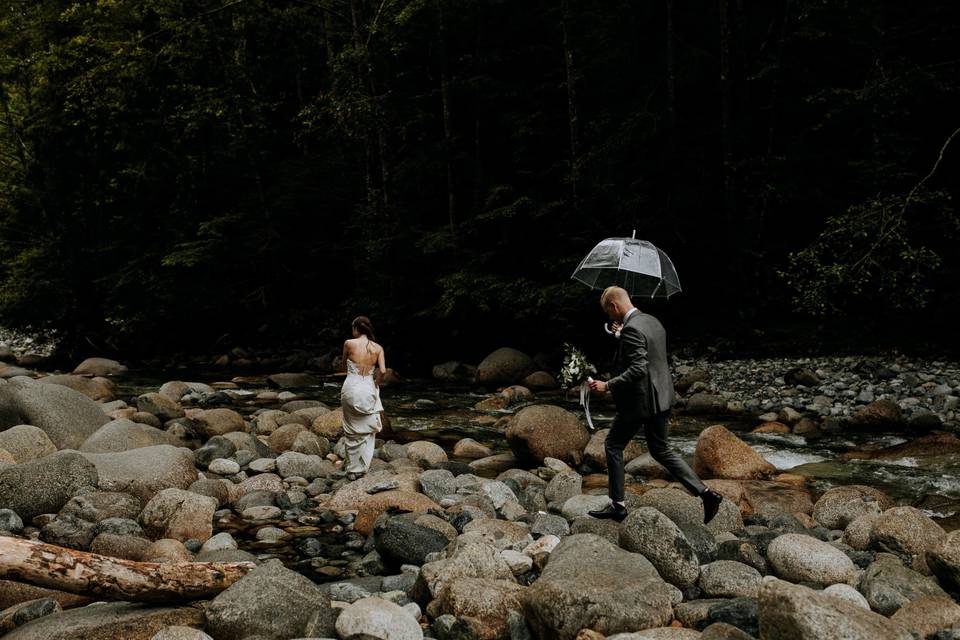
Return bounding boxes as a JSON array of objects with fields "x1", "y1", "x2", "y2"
[{"x1": 571, "y1": 232, "x2": 682, "y2": 298}]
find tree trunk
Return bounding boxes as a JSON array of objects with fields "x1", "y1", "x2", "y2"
[
  {"x1": 719, "y1": 0, "x2": 736, "y2": 229},
  {"x1": 436, "y1": 0, "x2": 456, "y2": 235},
  {"x1": 666, "y1": 0, "x2": 676, "y2": 130},
  {"x1": 0, "y1": 538, "x2": 254, "y2": 603},
  {"x1": 560, "y1": 0, "x2": 580, "y2": 208}
]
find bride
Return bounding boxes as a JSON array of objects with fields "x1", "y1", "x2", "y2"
[{"x1": 340, "y1": 316, "x2": 386, "y2": 480}]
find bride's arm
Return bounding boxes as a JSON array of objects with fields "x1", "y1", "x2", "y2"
[
  {"x1": 375, "y1": 349, "x2": 386, "y2": 387},
  {"x1": 341, "y1": 341, "x2": 349, "y2": 373}
]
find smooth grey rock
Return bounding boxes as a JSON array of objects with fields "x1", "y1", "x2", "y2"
[
  {"x1": 699, "y1": 561, "x2": 763, "y2": 598},
  {"x1": 205, "y1": 559, "x2": 329, "y2": 640},
  {"x1": 823, "y1": 583, "x2": 870, "y2": 610},
  {"x1": 81, "y1": 445, "x2": 197, "y2": 504},
  {"x1": 0, "y1": 451, "x2": 98, "y2": 520},
  {"x1": 0, "y1": 425, "x2": 57, "y2": 463},
  {"x1": 1, "y1": 602, "x2": 202, "y2": 640},
  {"x1": 859, "y1": 554, "x2": 950, "y2": 616},
  {"x1": 619, "y1": 507, "x2": 700, "y2": 589},
  {"x1": 336, "y1": 596, "x2": 423, "y2": 640},
  {"x1": 638, "y1": 488, "x2": 744, "y2": 535},
  {"x1": 757, "y1": 576, "x2": 913, "y2": 639},
  {"x1": 79, "y1": 419, "x2": 180, "y2": 453},
  {"x1": 0, "y1": 381, "x2": 109, "y2": 449},
  {"x1": 523, "y1": 533, "x2": 678, "y2": 638},
  {"x1": 766, "y1": 533, "x2": 857, "y2": 585},
  {"x1": 544, "y1": 470, "x2": 582, "y2": 504},
  {"x1": 375, "y1": 517, "x2": 450, "y2": 569},
  {"x1": 275, "y1": 451, "x2": 325, "y2": 479}
]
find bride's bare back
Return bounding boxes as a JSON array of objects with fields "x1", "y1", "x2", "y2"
[{"x1": 343, "y1": 336, "x2": 385, "y2": 379}]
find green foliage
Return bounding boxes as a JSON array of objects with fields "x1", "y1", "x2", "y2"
[
  {"x1": 0, "y1": 0, "x2": 958, "y2": 361},
  {"x1": 781, "y1": 190, "x2": 956, "y2": 314}
]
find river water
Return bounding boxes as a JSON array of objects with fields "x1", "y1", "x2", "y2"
[{"x1": 118, "y1": 373, "x2": 960, "y2": 534}]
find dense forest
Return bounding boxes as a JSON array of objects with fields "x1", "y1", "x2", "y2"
[{"x1": 1, "y1": 1, "x2": 958, "y2": 369}]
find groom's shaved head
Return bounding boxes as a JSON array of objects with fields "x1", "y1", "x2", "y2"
[{"x1": 601, "y1": 286, "x2": 630, "y2": 307}]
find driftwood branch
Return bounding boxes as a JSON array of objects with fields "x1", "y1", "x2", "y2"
[{"x1": 0, "y1": 538, "x2": 254, "y2": 603}]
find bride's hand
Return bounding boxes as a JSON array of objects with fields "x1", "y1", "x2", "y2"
[{"x1": 611, "y1": 321, "x2": 623, "y2": 334}]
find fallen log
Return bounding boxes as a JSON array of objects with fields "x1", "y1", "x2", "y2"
[{"x1": 0, "y1": 537, "x2": 254, "y2": 603}]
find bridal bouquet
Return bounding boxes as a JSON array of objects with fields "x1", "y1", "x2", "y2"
[{"x1": 559, "y1": 343, "x2": 596, "y2": 388}]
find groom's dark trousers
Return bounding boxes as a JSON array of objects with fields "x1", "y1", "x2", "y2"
[
  {"x1": 605, "y1": 310, "x2": 707, "y2": 503},
  {"x1": 606, "y1": 410, "x2": 706, "y2": 502}
]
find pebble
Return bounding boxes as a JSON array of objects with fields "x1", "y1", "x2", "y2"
[
  {"x1": 242, "y1": 506, "x2": 281, "y2": 521},
  {"x1": 674, "y1": 356, "x2": 960, "y2": 428},
  {"x1": 208, "y1": 458, "x2": 241, "y2": 475}
]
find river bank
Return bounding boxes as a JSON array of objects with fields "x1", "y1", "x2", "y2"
[{"x1": 0, "y1": 347, "x2": 959, "y2": 638}]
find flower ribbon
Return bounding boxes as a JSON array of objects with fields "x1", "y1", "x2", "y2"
[{"x1": 579, "y1": 380, "x2": 595, "y2": 431}]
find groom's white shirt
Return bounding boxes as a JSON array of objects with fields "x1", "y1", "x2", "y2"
[{"x1": 623, "y1": 307, "x2": 638, "y2": 323}]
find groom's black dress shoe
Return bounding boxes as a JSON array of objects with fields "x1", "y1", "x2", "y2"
[
  {"x1": 702, "y1": 489, "x2": 722, "y2": 524},
  {"x1": 588, "y1": 502, "x2": 628, "y2": 522}
]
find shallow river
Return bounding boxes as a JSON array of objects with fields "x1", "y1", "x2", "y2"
[{"x1": 118, "y1": 373, "x2": 960, "y2": 536}]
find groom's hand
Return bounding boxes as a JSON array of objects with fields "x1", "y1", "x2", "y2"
[{"x1": 588, "y1": 379, "x2": 607, "y2": 393}]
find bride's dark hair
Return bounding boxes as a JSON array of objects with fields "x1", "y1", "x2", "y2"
[{"x1": 352, "y1": 316, "x2": 375, "y2": 341}]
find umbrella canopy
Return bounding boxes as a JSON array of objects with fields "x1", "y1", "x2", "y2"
[{"x1": 571, "y1": 235, "x2": 682, "y2": 298}]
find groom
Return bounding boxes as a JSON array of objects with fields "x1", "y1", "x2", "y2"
[{"x1": 587, "y1": 286, "x2": 722, "y2": 523}]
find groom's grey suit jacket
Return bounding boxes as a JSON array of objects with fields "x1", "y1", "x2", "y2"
[{"x1": 607, "y1": 310, "x2": 675, "y2": 418}]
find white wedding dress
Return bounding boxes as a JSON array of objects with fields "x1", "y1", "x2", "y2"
[{"x1": 341, "y1": 358, "x2": 383, "y2": 474}]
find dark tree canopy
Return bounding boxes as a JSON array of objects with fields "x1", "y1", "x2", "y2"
[{"x1": 1, "y1": 0, "x2": 958, "y2": 368}]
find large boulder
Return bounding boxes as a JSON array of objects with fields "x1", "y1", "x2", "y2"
[
  {"x1": 139, "y1": 489, "x2": 218, "y2": 543},
  {"x1": 870, "y1": 506, "x2": 946, "y2": 566},
  {"x1": 544, "y1": 470, "x2": 582, "y2": 505},
  {"x1": 58, "y1": 491, "x2": 142, "y2": 523},
  {"x1": 693, "y1": 425, "x2": 775, "y2": 480},
  {"x1": 928, "y1": 529, "x2": 960, "y2": 591},
  {"x1": 205, "y1": 560, "x2": 329, "y2": 640},
  {"x1": 0, "y1": 451, "x2": 98, "y2": 520},
  {"x1": 766, "y1": 534, "x2": 857, "y2": 586},
  {"x1": 38, "y1": 375, "x2": 116, "y2": 401},
  {"x1": 266, "y1": 372, "x2": 320, "y2": 389},
  {"x1": 135, "y1": 393, "x2": 184, "y2": 420},
  {"x1": 416, "y1": 542, "x2": 516, "y2": 601},
  {"x1": 0, "y1": 380, "x2": 110, "y2": 449},
  {"x1": 192, "y1": 409, "x2": 245, "y2": 439},
  {"x1": 0, "y1": 346, "x2": 15, "y2": 363},
  {"x1": 311, "y1": 408, "x2": 343, "y2": 439},
  {"x1": 859, "y1": 554, "x2": 950, "y2": 616},
  {"x1": 637, "y1": 488, "x2": 743, "y2": 535},
  {"x1": 523, "y1": 534, "x2": 678, "y2": 639},
  {"x1": 354, "y1": 490, "x2": 440, "y2": 536},
  {"x1": 374, "y1": 517, "x2": 450, "y2": 569},
  {"x1": 506, "y1": 405, "x2": 590, "y2": 465},
  {"x1": 324, "y1": 470, "x2": 420, "y2": 511},
  {"x1": 757, "y1": 577, "x2": 912, "y2": 640},
  {"x1": 460, "y1": 518, "x2": 533, "y2": 551},
  {"x1": 0, "y1": 425, "x2": 56, "y2": 463},
  {"x1": 335, "y1": 597, "x2": 422, "y2": 640},
  {"x1": 583, "y1": 428, "x2": 644, "y2": 470},
  {"x1": 741, "y1": 480, "x2": 814, "y2": 517},
  {"x1": 850, "y1": 399, "x2": 903, "y2": 428},
  {"x1": 889, "y1": 596, "x2": 960, "y2": 640},
  {"x1": 436, "y1": 577, "x2": 525, "y2": 640},
  {"x1": 82, "y1": 445, "x2": 198, "y2": 503},
  {"x1": 407, "y1": 441, "x2": 448, "y2": 467},
  {"x1": 619, "y1": 507, "x2": 700, "y2": 590},
  {"x1": 476, "y1": 348, "x2": 535, "y2": 386},
  {"x1": 73, "y1": 358, "x2": 128, "y2": 377},
  {"x1": 80, "y1": 419, "x2": 180, "y2": 454},
  {"x1": 1, "y1": 603, "x2": 202, "y2": 640},
  {"x1": 699, "y1": 561, "x2": 762, "y2": 599},
  {"x1": 812, "y1": 485, "x2": 893, "y2": 530}
]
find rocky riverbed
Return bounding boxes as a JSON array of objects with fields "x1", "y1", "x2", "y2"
[{"x1": 0, "y1": 345, "x2": 958, "y2": 639}]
